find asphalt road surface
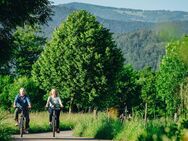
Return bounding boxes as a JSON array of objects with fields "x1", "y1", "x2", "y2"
[{"x1": 12, "y1": 130, "x2": 111, "y2": 141}]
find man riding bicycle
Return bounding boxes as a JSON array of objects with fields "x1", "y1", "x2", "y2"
[{"x1": 13, "y1": 88, "x2": 31, "y2": 134}]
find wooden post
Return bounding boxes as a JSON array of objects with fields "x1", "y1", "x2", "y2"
[
  {"x1": 93, "y1": 108, "x2": 97, "y2": 119},
  {"x1": 69, "y1": 97, "x2": 74, "y2": 114}
]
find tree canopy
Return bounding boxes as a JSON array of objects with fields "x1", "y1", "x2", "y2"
[
  {"x1": 12, "y1": 25, "x2": 45, "y2": 76},
  {"x1": 0, "y1": 0, "x2": 52, "y2": 65},
  {"x1": 32, "y1": 10, "x2": 124, "y2": 111}
]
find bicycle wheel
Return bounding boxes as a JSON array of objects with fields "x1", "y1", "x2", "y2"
[
  {"x1": 19, "y1": 117, "x2": 24, "y2": 137},
  {"x1": 52, "y1": 116, "x2": 56, "y2": 137}
]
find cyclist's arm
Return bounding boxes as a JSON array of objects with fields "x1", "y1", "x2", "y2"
[
  {"x1": 13, "y1": 95, "x2": 18, "y2": 108},
  {"x1": 58, "y1": 97, "x2": 63, "y2": 108},
  {"x1": 26, "y1": 97, "x2": 31, "y2": 108},
  {"x1": 45, "y1": 97, "x2": 50, "y2": 107}
]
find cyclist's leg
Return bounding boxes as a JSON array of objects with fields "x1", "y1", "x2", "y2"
[
  {"x1": 55, "y1": 110, "x2": 60, "y2": 130},
  {"x1": 14, "y1": 108, "x2": 21, "y2": 125},
  {"x1": 24, "y1": 110, "x2": 30, "y2": 131},
  {"x1": 48, "y1": 108, "x2": 53, "y2": 124}
]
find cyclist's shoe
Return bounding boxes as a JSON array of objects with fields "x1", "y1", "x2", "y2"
[
  {"x1": 15, "y1": 122, "x2": 19, "y2": 126},
  {"x1": 49, "y1": 122, "x2": 52, "y2": 126},
  {"x1": 56, "y1": 128, "x2": 60, "y2": 133},
  {"x1": 24, "y1": 129, "x2": 29, "y2": 134}
]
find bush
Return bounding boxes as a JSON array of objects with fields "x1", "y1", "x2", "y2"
[
  {"x1": 0, "y1": 111, "x2": 11, "y2": 141},
  {"x1": 10, "y1": 76, "x2": 46, "y2": 111},
  {"x1": 115, "y1": 119, "x2": 145, "y2": 141},
  {"x1": 73, "y1": 113, "x2": 123, "y2": 139},
  {"x1": 138, "y1": 121, "x2": 180, "y2": 141},
  {"x1": 0, "y1": 75, "x2": 13, "y2": 110},
  {"x1": 0, "y1": 76, "x2": 46, "y2": 111}
]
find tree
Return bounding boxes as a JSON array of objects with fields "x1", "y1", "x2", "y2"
[
  {"x1": 32, "y1": 10, "x2": 124, "y2": 112},
  {"x1": 0, "y1": 76, "x2": 45, "y2": 111},
  {"x1": 12, "y1": 25, "x2": 45, "y2": 76},
  {"x1": 156, "y1": 36, "x2": 188, "y2": 117},
  {"x1": 115, "y1": 64, "x2": 141, "y2": 114},
  {"x1": 0, "y1": 75, "x2": 13, "y2": 110},
  {"x1": 138, "y1": 67, "x2": 157, "y2": 120},
  {"x1": 0, "y1": 0, "x2": 52, "y2": 65}
]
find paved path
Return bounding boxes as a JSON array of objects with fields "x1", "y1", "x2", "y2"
[{"x1": 12, "y1": 130, "x2": 111, "y2": 141}]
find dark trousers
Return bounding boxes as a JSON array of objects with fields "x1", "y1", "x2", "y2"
[
  {"x1": 14, "y1": 108, "x2": 30, "y2": 129},
  {"x1": 48, "y1": 108, "x2": 61, "y2": 129}
]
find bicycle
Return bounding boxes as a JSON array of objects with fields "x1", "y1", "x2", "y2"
[
  {"x1": 46, "y1": 106, "x2": 59, "y2": 137},
  {"x1": 16, "y1": 106, "x2": 25, "y2": 137},
  {"x1": 51, "y1": 107, "x2": 57, "y2": 137}
]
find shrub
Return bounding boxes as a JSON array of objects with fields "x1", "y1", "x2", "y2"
[
  {"x1": 74, "y1": 113, "x2": 123, "y2": 139},
  {"x1": 0, "y1": 75, "x2": 13, "y2": 110},
  {"x1": 0, "y1": 111, "x2": 11, "y2": 141},
  {"x1": 1, "y1": 76, "x2": 46, "y2": 111}
]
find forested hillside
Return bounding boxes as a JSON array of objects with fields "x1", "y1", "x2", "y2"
[
  {"x1": 41, "y1": 2, "x2": 188, "y2": 70},
  {"x1": 114, "y1": 30, "x2": 166, "y2": 70}
]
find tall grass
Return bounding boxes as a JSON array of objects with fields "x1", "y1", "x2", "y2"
[
  {"x1": 4, "y1": 111, "x2": 188, "y2": 140},
  {"x1": 0, "y1": 111, "x2": 11, "y2": 141},
  {"x1": 5, "y1": 111, "x2": 76, "y2": 133},
  {"x1": 73, "y1": 113, "x2": 123, "y2": 139},
  {"x1": 115, "y1": 119, "x2": 145, "y2": 141}
]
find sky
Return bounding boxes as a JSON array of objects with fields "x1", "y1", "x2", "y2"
[{"x1": 50, "y1": 0, "x2": 188, "y2": 12}]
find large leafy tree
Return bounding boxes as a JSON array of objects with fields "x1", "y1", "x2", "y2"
[
  {"x1": 138, "y1": 67, "x2": 157, "y2": 119},
  {"x1": 32, "y1": 10, "x2": 124, "y2": 111},
  {"x1": 0, "y1": 0, "x2": 52, "y2": 65},
  {"x1": 115, "y1": 64, "x2": 141, "y2": 114},
  {"x1": 12, "y1": 25, "x2": 45, "y2": 76},
  {"x1": 156, "y1": 36, "x2": 188, "y2": 116}
]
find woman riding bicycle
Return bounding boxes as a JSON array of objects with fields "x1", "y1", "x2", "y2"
[
  {"x1": 45, "y1": 88, "x2": 63, "y2": 133},
  {"x1": 13, "y1": 87, "x2": 31, "y2": 134}
]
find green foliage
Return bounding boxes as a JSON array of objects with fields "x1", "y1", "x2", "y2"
[
  {"x1": 138, "y1": 67, "x2": 159, "y2": 117},
  {"x1": 137, "y1": 119, "x2": 188, "y2": 141},
  {"x1": 0, "y1": 111, "x2": 11, "y2": 141},
  {"x1": 73, "y1": 113, "x2": 122, "y2": 139},
  {"x1": 9, "y1": 77, "x2": 45, "y2": 111},
  {"x1": 13, "y1": 25, "x2": 45, "y2": 76},
  {"x1": 115, "y1": 119, "x2": 145, "y2": 141},
  {"x1": 32, "y1": 10, "x2": 124, "y2": 110},
  {"x1": 138, "y1": 123, "x2": 180, "y2": 141},
  {"x1": 115, "y1": 64, "x2": 141, "y2": 113},
  {"x1": 114, "y1": 30, "x2": 166, "y2": 70},
  {"x1": 0, "y1": 0, "x2": 52, "y2": 66},
  {"x1": 156, "y1": 23, "x2": 183, "y2": 42},
  {"x1": 0, "y1": 75, "x2": 13, "y2": 110},
  {"x1": 0, "y1": 76, "x2": 45, "y2": 111},
  {"x1": 156, "y1": 36, "x2": 188, "y2": 116}
]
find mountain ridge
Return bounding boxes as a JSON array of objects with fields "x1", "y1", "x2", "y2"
[
  {"x1": 60, "y1": 2, "x2": 188, "y2": 23},
  {"x1": 41, "y1": 2, "x2": 188, "y2": 70}
]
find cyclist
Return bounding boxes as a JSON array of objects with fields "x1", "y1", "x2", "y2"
[
  {"x1": 45, "y1": 88, "x2": 63, "y2": 133},
  {"x1": 13, "y1": 87, "x2": 31, "y2": 134}
]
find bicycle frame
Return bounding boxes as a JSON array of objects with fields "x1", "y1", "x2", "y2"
[
  {"x1": 52, "y1": 108, "x2": 57, "y2": 137},
  {"x1": 17, "y1": 107, "x2": 25, "y2": 137}
]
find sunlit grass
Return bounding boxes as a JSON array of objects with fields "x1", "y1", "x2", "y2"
[{"x1": 2, "y1": 111, "x2": 187, "y2": 140}]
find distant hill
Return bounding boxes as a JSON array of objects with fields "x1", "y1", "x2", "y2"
[
  {"x1": 41, "y1": 2, "x2": 188, "y2": 70},
  {"x1": 63, "y1": 2, "x2": 188, "y2": 23},
  {"x1": 114, "y1": 30, "x2": 166, "y2": 70},
  {"x1": 42, "y1": 2, "x2": 188, "y2": 36}
]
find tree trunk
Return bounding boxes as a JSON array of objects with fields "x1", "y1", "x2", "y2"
[
  {"x1": 144, "y1": 102, "x2": 148, "y2": 124},
  {"x1": 93, "y1": 108, "x2": 98, "y2": 119},
  {"x1": 69, "y1": 97, "x2": 74, "y2": 114}
]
